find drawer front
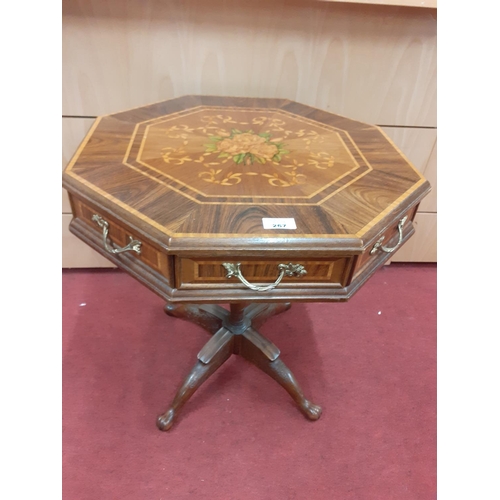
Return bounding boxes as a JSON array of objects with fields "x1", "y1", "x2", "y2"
[
  {"x1": 70, "y1": 195, "x2": 173, "y2": 283},
  {"x1": 176, "y1": 257, "x2": 354, "y2": 290},
  {"x1": 353, "y1": 205, "x2": 418, "y2": 278}
]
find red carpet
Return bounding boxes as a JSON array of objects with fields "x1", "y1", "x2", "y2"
[{"x1": 63, "y1": 263, "x2": 436, "y2": 499}]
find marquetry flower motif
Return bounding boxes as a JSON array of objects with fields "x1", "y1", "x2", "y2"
[
  {"x1": 205, "y1": 129, "x2": 289, "y2": 165},
  {"x1": 262, "y1": 169, "x2": 306, "y2": 187},
  {"x1": 308, "y1": 152, "x2": 336, "y2": 169},
  {"x1": 198, "y1": 169, "x2": 243, "y2": 186}
]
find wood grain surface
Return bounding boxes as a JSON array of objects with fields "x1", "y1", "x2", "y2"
[
  {"x1": 381, "y1": 127, "x2": 436, "y2": 212},
  {"x1": 63, "y1": 96, "x2": 430, "y2": 256},
  {"x1": 66, "y1": 207, "x2": 415, "y2": 302},
  {"x1": 177, "y1": 257, "x2": 352, "y2": 289},
  {"x1": 62, "y1": 0, "x2": 436, "y2": 265},
  {"x1": 61, "y1": 96, "x2": 432, "y2": 301},
  {"x1": 62, "y1": 119, "x2": 437, "y2": 266},
  {"x1": 62, "y1": 118, "x2": 95, "y2": 212},
  {"x1": 62, "y1": 0, "x2": 436, "y2": 126},
  {"x1": 417, "y1": 138, "x2": 436, "y2": 213},
  {"x1": 320, "y1": 0, "x2": 436, "y2": 7}
]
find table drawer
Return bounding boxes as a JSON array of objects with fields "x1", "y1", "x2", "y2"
[
  {"x1": 353, "y1": 205, "x2": 418, "y2": 278},
  {"x1": 176, "y1": 257, "x2": 354, "y2": 290},
  {"x1": 70, "y1": 195, "x2": 173, "y2": 283}
]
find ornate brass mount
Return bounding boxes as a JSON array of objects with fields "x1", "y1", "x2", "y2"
[
  {"x1": 370, "y1": 216, "x2": 408, "y2": 255},
  {"x1": 222, "y1": 262, "x2": 307, "y2": 292},
  {"x1": 92, "y1": 214, "x2": 142, "y2": 255}
]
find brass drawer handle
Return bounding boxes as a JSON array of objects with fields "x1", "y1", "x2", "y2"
[
  {"x1": 92, "y1": 214, "x2": 142, "y2": 255},
  {"x1": 222, "y1": 262, "x2": 307, "y2": 292},
  {"x1": 370, "y1": 216, "x2": 408, "y2": 255}
]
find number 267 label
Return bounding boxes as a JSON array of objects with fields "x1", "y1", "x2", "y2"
[{"x1": 262, "y1": 218, "x2": 297, "y2": 230}]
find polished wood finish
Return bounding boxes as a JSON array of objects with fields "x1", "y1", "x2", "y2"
[
  {"x1": 63, "y1": 1, "x2": 436, "y2": 266},
  {"x1": 157, "y1": 328, "x2": 234, "y2": 431},
  {"x1": 63, "y1": 96, "x2": 430, "y2": 303},
  {"x1": 353, "y1": 204, "x2": 418, "y2": 277},
  {"x1": 62, "y1": 123, "x2": 437, "y2": 268},
  {"x1": 177, "y1": 257, "x2": 352, "y2": 288},
  {"x1": 157, "y1": 303, "x2": 321, "y2": 431},
  {"x1": 74, "y1": 227, "x2": 411, "y2": 303},
  {"x1": 71, "y1": 196, "x2": 173, "y2": 281},
  {"x1": 63, "y1": 96, "x2": 430, "y2": 429},
  {"x1": 382, "y1": 126, "x2": 436, "y2": 213},
  {"x1": 391, "y1": 212, "x2": 437, "y2": 262},
  {"x1": 164, "y1": 303, "x2": 225, "y2": 335},
  {"x1": 63, "y1": 96, "x2": 429, "y2": 252}
]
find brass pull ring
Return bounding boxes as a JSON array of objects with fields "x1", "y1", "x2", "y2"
[
  {"x1": 222, "y1": 262, "x2": 307, "y2": 292},
  {"x1": 370, "y1": 216, "x2": 408, "y2": 255},
  {"x1": 92, "y1": 214, "x2": 142, "y2": 255}
]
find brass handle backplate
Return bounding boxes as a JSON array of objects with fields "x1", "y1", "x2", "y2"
[
  {"x1": 222, "y1": 262, "x2": 307, "y2": 292},
  {"x1": 92, "y1": 214, "x2": 142, "y2": 255},
  {"x1": 370, "y1": 216, "x2": 408, "y2": 255}
]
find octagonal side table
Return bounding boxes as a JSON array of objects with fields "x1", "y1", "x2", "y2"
[{"x1": 63, "y1": 95, "x2": 430, "y2": 431}]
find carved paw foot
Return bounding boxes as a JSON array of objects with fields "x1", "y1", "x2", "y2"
[
  {"x1": 156, "y1": 408, "x2": 176, "y2": 431},
  {"x1": 300, "y1": 400, "x2": 323, "y2": 421}
]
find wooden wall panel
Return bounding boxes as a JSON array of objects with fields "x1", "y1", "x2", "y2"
[
  {"x1": 62, "y1": 117, "x2": 95, "y2": 212},
  {"x1": 378, "y1": 128, "x2": 436, "y2": 263},
  {"x1": 62, "y1": 0, "x2": 436, "y2": 126},
  {"x1": 417, "y1": 138, "x2": 436, "y2": 213},
  {"x1": 391, "y1": 213, "x2": 436, "y2": 262},
  {"x1": 62, "y1": 214, "x2": 115, "y2": 268},
  {"x1": 320, "y1": 0, "x2": 436, "y2": 7},
  {"x1": 381, "y1": 127, "x2": 437, "y2": 213}
]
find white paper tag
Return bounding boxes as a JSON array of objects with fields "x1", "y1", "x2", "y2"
[{"x1": 262, "y1": 218, "x2": 297, "y2": 230}]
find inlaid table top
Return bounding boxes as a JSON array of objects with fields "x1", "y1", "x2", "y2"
[
  {"x1": 63, "y1": 96, "x2": 429, "y2": 252},
  {"x1": 63, "y1": 96, "x2": 430, "y2": 303},
  {"x1": 63, "y1": 96, "x2": 431, "y2": 429}
]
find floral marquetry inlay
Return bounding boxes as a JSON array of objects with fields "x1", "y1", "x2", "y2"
[
  {"x1": 128, "y1": 106, "x2": 372, "y2": 203},
  {"x1": 205, "y1": 130, "x2": 289, "y2": 166}
]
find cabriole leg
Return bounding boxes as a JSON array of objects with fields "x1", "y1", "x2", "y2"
[
  {"x1": 157, "y1": 327, "x2": 233, "y2": 431},
  {"x1": 239, "y1": 327, "x2": 322, "y2": 421},
  {"x1": 164, "y1": 303, "x2": 228, "y2": 335}
]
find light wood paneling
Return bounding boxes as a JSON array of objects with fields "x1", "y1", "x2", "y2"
[
  {"x1": 62, "y1": 117, "x2": 95, "y2": 212},
  {"x1": 381, "y1": 127, "x2": 437, "y2": 212},
  {"x1": 391, "y1": 212, "x2": 436, "y2": 262},
  {"x1": 321, "y1": 0, "x2": 436, "y2": 7},
  {"x1": 62, "y1": 0, "x2": 436, "y2": 126},
  {"x1": 418, "y1": 138, "x2": 436, "y2": 213},
  {"x1": 62, "y1": 214, "x2": 115, "y2": 268}
]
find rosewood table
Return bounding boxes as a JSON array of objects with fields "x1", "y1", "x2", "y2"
[{"x1": 62, "y1": 96, "x2": 430, "y2": 431}]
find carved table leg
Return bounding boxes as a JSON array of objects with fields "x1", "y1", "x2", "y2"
[
  {"x1": 157, "y1": 327, "x2": 233, "y2": 431},
  {"x1": 158, "y1": 302, "x2": 321, "y2": 431},
  {"x1": 239, "y1": 327, "x2": 322, "y2": 421},
  {"x1": 164, "y1": 303, "x2": 228, "y2": 335},
  {"x1": 246, "y1": 303, "x2": 292, "y2": 330}
]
